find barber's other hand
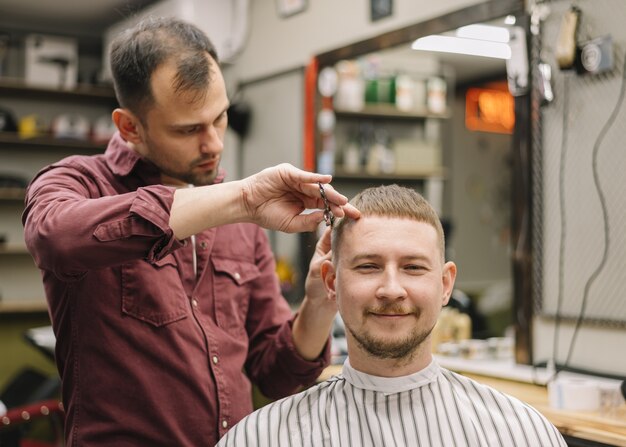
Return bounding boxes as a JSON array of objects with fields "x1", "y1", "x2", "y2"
[
  {"x1": 292, "y1": 227, "x2": 337, "y2": 360},
  {"x1": 241, "y1": 163, "x2": 360, "y2": 233},
  {"x1": 304, "y1": 227, "x2": 335, "y2": 308}
]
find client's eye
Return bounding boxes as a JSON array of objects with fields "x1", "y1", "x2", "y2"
[
  {"x1": 356, "y1": 264, "x2": 378, "y2": 271},
  {"x1": 405, "y1": 264, "x2": 427, "y2": 274}
]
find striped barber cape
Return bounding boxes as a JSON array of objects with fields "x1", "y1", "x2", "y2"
[{"x1": 216, "y1": 359, "x2": 567, "y2": 447}]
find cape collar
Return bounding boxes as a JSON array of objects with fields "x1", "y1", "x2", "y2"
[{"x1": 341, "y1": 358, "x2": 440, "y2": 395}]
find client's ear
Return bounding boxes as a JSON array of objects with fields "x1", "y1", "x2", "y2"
[
  {"x1": 321, "y1": 260, "x2": 337, "y2": 302},
  {"x1": 441, "y1": 261, "x2": 457, "y2": 307}
]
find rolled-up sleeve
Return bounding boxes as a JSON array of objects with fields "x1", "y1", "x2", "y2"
[{"x1": 23, "y1": 162, "x2": 183, "y2": 280}]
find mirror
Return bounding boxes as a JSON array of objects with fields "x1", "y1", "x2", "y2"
[{"x1": 311, "y1": 0, "x2": 531, "y2": 361}]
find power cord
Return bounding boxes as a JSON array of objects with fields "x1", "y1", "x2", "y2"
[{"x1": 550, "y1": 71, "x2": 571, "y2": 382}]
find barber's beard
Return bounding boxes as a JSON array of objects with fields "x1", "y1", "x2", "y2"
[
  {"x1": 159, "y1": 156, "x2": 220, "y2": 186},
  {"x1": 143, "y1": 134, "x2": 220, "y2": 186},
  {"x1": 188, "y1": 157, "x2": 221, "y2": 186},
  {"x1": 347, "y1": 307, "x2": 435, "y2": 360}
]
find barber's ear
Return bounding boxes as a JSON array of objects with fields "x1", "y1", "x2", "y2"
[
  {"x1": 321, "y1": 259, "x2": 337, "y2": 302},
  {"x1": 112, "y1": 108, "x2": 143, "y2": 144}
]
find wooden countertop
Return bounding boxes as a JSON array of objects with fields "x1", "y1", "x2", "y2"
[
  {"x1": 462, "y1": 372, "x2": 626, "y2": 447},
  {"x1": 320, "y1": 363, "x2": 626, "y2": 446}
]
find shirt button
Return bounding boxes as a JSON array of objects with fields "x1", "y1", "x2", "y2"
[
  {"x1": 233, "y1": 272, "x2": 241, "y2": 280},
  {"x1": 222, "y1": 420, "x2": 228, "y2": 429},
  {"x1": 192, "y1": 299, "x2": 198, "y2": 308},
  {"x1": 212, "y1": 355, "x2": 219, "y2": 364}
]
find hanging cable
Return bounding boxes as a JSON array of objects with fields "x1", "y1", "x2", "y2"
[
  {"x1": 550, "y1": 71, "x2": 571, "y2": 380},
  {"x1": 557, "y1": 53, "x2": 626, "y2": 374}
]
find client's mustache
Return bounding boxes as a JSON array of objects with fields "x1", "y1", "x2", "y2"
[{"x1": 366, "y1": 304, "x2": 417, "y2": 316}]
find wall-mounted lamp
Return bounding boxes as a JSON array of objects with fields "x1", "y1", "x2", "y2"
[
  {"x1": 412, "y1": 24, "x2": 512, "y2": 59},
  {"x1": 412, "y1": 23, "x2": 529, "y2": 96},
  {"x1": 456, "y1": 24, "x2": 510, "y2": 43},
  {"x1": 411, "y1": 34, "x2": 511, "y2": 59}
]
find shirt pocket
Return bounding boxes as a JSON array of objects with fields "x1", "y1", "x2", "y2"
[
  {"x1": 121, "y1": 254, "x2": 188, "y2": 327},
  {"x1": 212, "y1": 257, "x2": 260, "y2": 336}
]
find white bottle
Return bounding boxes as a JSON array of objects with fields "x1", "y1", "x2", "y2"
[
  {"x1": 427, "y1": 77, "x2": 447, "y2": 114},
  {"x1": 343, "y1": 140, "x2": 361, "y2": 174},
  {"x1": 395, "y1": 74, "x2": 415, "y2": 111}
]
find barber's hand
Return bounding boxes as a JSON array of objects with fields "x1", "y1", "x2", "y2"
[
  {"x1": 241, "y1": 163, "x2": 360, "y2": 233},
  {"x1": 304, "y1": 227, "x2": 335, "y2": 308},
  {"x1": 291, "y1": 227, "x2": 337, "y2": 360}
]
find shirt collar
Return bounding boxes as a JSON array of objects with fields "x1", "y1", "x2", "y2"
[
  {"x1": 104, "y1": 131, "x2": 226, "y2": 184},
  {"x1": 341, "y1": 357, "x2": 440, "y2": 395}
]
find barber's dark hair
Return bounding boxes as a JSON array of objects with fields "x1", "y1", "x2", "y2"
[
  {"x1": 109, "y1": 16, "x2": 219, "y2": 120},
  {"x1": 331, "y1": 184, "x2": 446, "y2": 262}
]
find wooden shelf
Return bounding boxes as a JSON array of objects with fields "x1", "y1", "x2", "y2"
[
  {"x1": 0, "y1": 78, "x2": 108, "y2": 321},
  {"x1": 334, "y1": 104, "x2": 451, "y2": 121},
  {"x1": 0, "y1": 132, "x2": 106, "y2": 151},
  {"x1": 0, "y1": 300, "x2": 48, "y2": 315},
  {"x1": 0, "y1": 244, "x2": 30, "y2": 255},
  {"x1": 0, "y1": 187, "x2": 26, "y2": 201},
  {"x1": 0, "y1": 77, "x2": 117, "y2": 105}
]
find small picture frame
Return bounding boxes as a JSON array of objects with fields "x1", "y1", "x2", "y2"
[
  {"x1": 370, "y1": 0, "x2": 393, "y2": 22},
  {"x1": 276, "y1": 0, "x2": 308, "y2": 18}
]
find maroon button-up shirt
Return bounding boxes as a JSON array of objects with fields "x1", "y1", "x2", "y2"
[{"x1": 22, "y1": 133, "x2": 329, "y2": 446}]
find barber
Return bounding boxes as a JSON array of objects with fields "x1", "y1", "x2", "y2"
[{"x1": 22, "y1": 16, "x2": 359, "y2": 446}]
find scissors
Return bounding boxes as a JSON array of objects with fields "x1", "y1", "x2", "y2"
[{"x1": 318, "y1": 182, "x2": 335, "y2": 227}]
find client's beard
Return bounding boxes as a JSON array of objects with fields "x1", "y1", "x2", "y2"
[{"x1": 347, "y1": 308, "x2": 434, "y2": 360}]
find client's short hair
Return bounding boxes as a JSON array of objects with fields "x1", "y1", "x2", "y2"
[{"x1": 331, "y1": 184, "x2": 445, "y2": 262}]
